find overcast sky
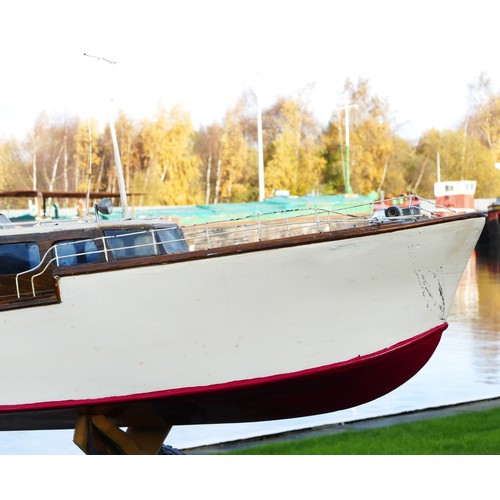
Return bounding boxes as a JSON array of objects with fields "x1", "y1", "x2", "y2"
[{"x1": 1, "y1": 0, "x2": 499, "y2": 140}]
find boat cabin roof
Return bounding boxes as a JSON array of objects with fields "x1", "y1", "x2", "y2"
[
  {"x1": 0, "y1": 214, "x2": 187, "y2": 273},
  {"x1": 0, "y1": 215, "x2": 189, "y2": 310},
  {"x1": 0, "y1": 215, "x2": 179, "y2": 237}
]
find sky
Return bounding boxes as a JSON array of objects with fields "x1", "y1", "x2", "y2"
[{"x1": 1, "y1": 0, "x2": 500, "y2": 141}]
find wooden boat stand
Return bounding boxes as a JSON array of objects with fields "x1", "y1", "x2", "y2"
[{"x1": 73, "y1": 414, "x2": 174, "y2": 455}]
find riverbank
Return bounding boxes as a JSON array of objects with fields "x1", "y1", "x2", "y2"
[{"x1": 183, "y1": 396, "x2": 500, "y2": 454}]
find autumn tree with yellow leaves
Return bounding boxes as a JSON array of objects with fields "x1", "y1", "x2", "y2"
[
  {"x1": 217, "y1": 97, "x2": 258, "y2": 203},
  {"x1": 323, "y1": 78, "x2": 407, "y2": 198},
  {"x1": 416, "y1": 127, "x2": 500, "y2": 199},
  {"x1": 74, "y1": 117, "x2": 101, "y2": 193},
  {"x1": 263, "y1": 97, "x2": 325, "y2": 197},
  {"x1": 139, "y1": 104, "x2": 203, "y2": 206},
  {"x1": 194, "y1": 123, "x2": 223, "y2": 205},
  {"x1": 0, "y1": 138, "x2": 25, "y2": 194},
  {"x1": 3, "y1": 73, "x2": 500, "y2": 206},
  {"x1": 195, "y1": 93, "x2": 259, "y2": 204},
  {"x1": 101, "y1": 110, "x2": 140, "y2": 195}
]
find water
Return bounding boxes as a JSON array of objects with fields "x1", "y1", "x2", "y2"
[{"x1": 1, "y1": 248, "x2": 499, "y2": 454}]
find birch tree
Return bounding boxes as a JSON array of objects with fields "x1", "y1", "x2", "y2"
[
  {"x1": 22, "y1": 112, "x2": 79, "y2": 215},
  {"x1": 194, "y1": 123, "x2": 223, "y2": 204}
]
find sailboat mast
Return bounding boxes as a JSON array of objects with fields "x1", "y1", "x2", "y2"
[
  {"x1": 83, "y1": 53, "x2": 130, "y2": 219},
  {"x1": 108, "y1": 104, "x2": 129, "y2": 219}
]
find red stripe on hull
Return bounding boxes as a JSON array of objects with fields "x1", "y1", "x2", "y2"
[{"x1": 0, "y1": 324, "x2": 446, "y2": 431}]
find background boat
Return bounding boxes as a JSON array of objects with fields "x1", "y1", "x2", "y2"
[{"x1": 477, "y1": 197, "x2": 500, "y2": 248}]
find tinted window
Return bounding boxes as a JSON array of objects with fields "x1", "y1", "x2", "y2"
[
  {"x1": 155, "y1": 226, "x2": 188, "y2": 254},
  {"x1": 54, "y1": 239, "x2": 101, "y2": 267},
  {"x1": 0, "y1": 242, "x2": 41, "y2": 275},
  {"x1": 104, "y1": 230, "x2": 156, "y2": 260}
]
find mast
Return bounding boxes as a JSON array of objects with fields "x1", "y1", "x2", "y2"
[
  {"x1": 108, "y1": 102, "x2": 130, "y2": 219},
  {"x1": 84, "y1": 53, "x2": 130, "y2": 219}
]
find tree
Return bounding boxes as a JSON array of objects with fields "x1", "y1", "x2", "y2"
[
  {"x1": 321, "y1": 120, "x2": 347, "y2": 194},
  {"x1": 324, "y1": 78, "x2": 404, "y2": 197},
  {"x1": 97, "y1": 110, "x2": 141, "y2": 198},
  {"x1": 263, "y1": 96, "x2": 325, "y2": 197},
  {"x1": 24, "y1": 112, "x2": 78, "y2": 193},
  {"x1": 194, "y1": 123, "x2": 223, "y2": 205},
  {"x1": 467, "y1": 74, "x2": 500, "y2": 150},
  {"x1": 74, "y1": 117, "x2": 102, "y2": 194},
  {"x1": 0, "y1": 138, "x2": 28, "y2": 194},
  {"x1": 217, "y1": 97, "x2": 258, "y2": 203},
  {"x1": 380, "y1": 135, "x2": 414, "y2": 197},
  {"x1": 416, "y1": 128, "x2": 499, "y2": 198},
  {"x1": 140, "y1": 104, "x2": 203, "y2": 205},
  {"x1": 466, "y1": 73, "x2": 500, "y2": 179}
]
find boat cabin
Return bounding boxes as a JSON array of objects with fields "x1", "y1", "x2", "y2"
[{"x1": 0, "y1": 216, "x2": 188, "y2": 311}]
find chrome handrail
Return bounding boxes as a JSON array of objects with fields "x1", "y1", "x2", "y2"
[{"x1": 14, "y1": 227, "x2": 185, "y2": 298}]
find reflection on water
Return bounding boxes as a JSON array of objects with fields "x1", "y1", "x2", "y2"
[
  {"x1": 1, "y1": 250, "x2": 500, "y2": 454},
  {"x1": 454, "y1": 247, "x2": 500, "y2": 386}
]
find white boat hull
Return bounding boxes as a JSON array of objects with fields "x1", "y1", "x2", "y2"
[{"x1": 0, "y1": 215, "x2": 484, "y2": 426}]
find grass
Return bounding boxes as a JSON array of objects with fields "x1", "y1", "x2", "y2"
[{"x1": 224, "y1": 406, "x2": 500, "y2": 455}]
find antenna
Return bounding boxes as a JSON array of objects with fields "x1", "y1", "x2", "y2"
[{"x1": 83, "y1": 53, "x2": 130, "y2": 220}]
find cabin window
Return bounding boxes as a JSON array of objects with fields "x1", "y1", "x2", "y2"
[
  {"x1": 0, "y1": 242, "x2": 40, "y2": 275},
  {"x1": 155, "y1": 226, "x2": 188, "y2": 254},
  {"x1": 53, "y1": 239, "x2": 101, "y2": 267},
  {"x1": 103, "y1": 230, "x2": 157, "y2": 260}
]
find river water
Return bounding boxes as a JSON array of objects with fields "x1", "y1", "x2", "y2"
[{"x1": 1, "y1": 247, "x2": 500, "y2": 454}]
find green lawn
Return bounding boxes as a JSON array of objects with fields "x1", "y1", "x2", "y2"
[{"x1": 224, "y1": 406, "x2": 500, "y2": 454}]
